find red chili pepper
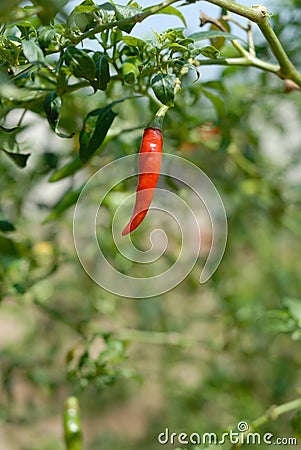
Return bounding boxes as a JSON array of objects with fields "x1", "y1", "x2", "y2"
[{"x1": 122, "y1": 127, "x2": 163, "y2": 235}]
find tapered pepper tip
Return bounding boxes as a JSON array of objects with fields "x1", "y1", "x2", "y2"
[{"x1": 121, "y1": 223, "x2": 131, "y2": 236}]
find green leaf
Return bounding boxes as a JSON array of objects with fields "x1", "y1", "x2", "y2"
[
  {"x1": 155, "y1": 5, "x2": 186, "y2": 27},
  {"x1": 151, "y1": 73, "x2": 175, "y2": 106},
  {"x1": 79, "y1": 103, "x2": 118, "y2": 163},
  {"x1": 97, "y1": 2, "x2": 116, "y2": 13},
  {"x1": 49, "y1": 157, "x2": 83, "y2": 182},
  {"x1": 169, "y1": 43, "x2": 189, "y2": 53},
  {"x1": 91, "y1": 53, "x2": 110, "y2": 91},
  {"x1": 22, "y1": 40, "x2": 45, "y2": 63},
  {"x1": 64, "y1": 46, "x2": 96, "y2": 80},
  {"x1": 210, "y1": 20, "x2": 231, "y2": 50},
  {"x1": 199, "y1": 45, "x2": 220, "y2": 59},
  {"x1": 43, "y1": 186, "x2": 83, "y2": 223},
  {"x1": 0, "y1": 219, "x2": 16, "y2": 233},
  {"x1": 121, "y1": 59, "x2": 140, "y2": 84},
  {"x1": 115, "y1": 4, "x2": 142, "y2": 33},
  {"x1": 16, "y1": 21, "x2": 35, "y2": 40},
  {"x1": 284, "y1": 298, "x2": 301, "y2": 327},
  {"x1": 38, "y1": 27, "x2": 56, "y2": 49},
  {"x1": 122, "y1": 35, "x2": 146, "y2": 50},
  {"x1": 44, "y1": 92, "x2": 74, "y2": 138},
  {"x1": 48, "y1": 99, "x2": 121, "y2": 180},
  {"x1": 69, "y1": 0, "x2": 100, "y2": 32},
  {"x1": 2, "y1": 149, "x2": 30, "y2": 168},
  {"x1": 189, "y1": 30, "x2": 243, "y2": 43},
  {"x1": 0, "y1": 236, "x2": 20, "y2": 269},
  {"x1": 44, "y1": 92, "x2": 61, "y2": 132}
]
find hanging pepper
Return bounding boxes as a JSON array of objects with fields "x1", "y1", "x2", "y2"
[
  {"x1": 122, "y1": 79, "x2": 181, "y2": 236},
  {"x1": 122, "y1": 126, "x2": 163, "y2": 235}
]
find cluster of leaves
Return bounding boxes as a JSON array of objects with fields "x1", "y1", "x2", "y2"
[
  {"x1": 0, "y1": 0, "x2": 241, "y2": 178},
  {"x1": 66, "y1": 333, "x2": 133, "y2": 391}
]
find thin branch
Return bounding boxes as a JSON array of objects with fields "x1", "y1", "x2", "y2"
[
  {"x1": 73, "y1": 0, "x2": 181, "y2": 45},
  {"x1": 204, "y1": 0, "x2": 301, "y2": 86},
  {"x1": 252, "y1": 398, "x2": 301, "y2": 429},
  {"x1": 221, "y1": 13, "x2": 248, "y2": 31},
  {"x1": 197, "y1": 55, "x2": 280, "y2": 76},
  {"x1": 247, "y1": 21, "x2": 256, "y2": 57},
  {"x1": 257, "y1": 16, "x2": 298, "y2": 79},
  {"x1": 92, "y1": 327, "x2": 222, "y2": 351},
  {"x1": 229, "y1": 397, "x2": 301, "y2": 449},
  {"x1": 199, "y1": 11, "x2": 228, "y2": 32}
]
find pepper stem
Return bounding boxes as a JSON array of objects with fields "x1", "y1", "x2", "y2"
[{"x1": 147, "y1": 104, "x2": 170, "y2": 130}]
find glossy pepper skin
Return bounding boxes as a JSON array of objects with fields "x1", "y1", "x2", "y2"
[{"x1": 122, "y1": 127, "x2": 163, "y2": 235}]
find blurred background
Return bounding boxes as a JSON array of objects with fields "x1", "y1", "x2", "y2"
[{"x1": 1, "y1": 0, "x2": 301, "y2": 449}]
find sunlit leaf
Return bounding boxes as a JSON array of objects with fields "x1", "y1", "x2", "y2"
[
  {"x1": 121, "y1": 59, "x2": 140, "y2": 84},
  {"x1": 189, "y1": 30, "x2": 243, "y2": 43},
  {"x1": 115, "y1": 4, "x2": 142, "y2": 33},
  {"x1": 158, "y1": 6, "x2": 186, "y2": 26},
  {"x1": 199, "y1": 45, "x2": 220, "y2": 59},
  {"x1": 122, "y1": 35, "x2": 147, "y2": 49},
  {"x1": 22, "y1": 40, "x2": 45, "y2": 63}
]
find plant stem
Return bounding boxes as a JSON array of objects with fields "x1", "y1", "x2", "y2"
[
  {"x1": 197, "y1": 56, "x2": 280, "y2": 75},
  {"x1": 257, "y1": 16, "x2": 301, "y2": 82},
  {"x1": 203, "y1": 0, "x2": 268, "y2": 22},
  {"x1": 247, "y1": 22, "x2": 256, "y2": 57},
  {"x1": 204, "y1": 0, "x2": 301, "y2": 86},
  {"x1": 252, "y1": 398, "x2": 301, "y2": 429},
  {"x1": 229, "y1": 397, "x2": 301, "y2": 449},
  {"x1": 73, "y1": 0, "x2": 181, "y2": 44},
  {"x1": 107, "y1": 328, "x2": 221, "y2": 351}
]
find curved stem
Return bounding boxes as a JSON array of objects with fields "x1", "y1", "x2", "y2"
[
  {"x1": 202, "y1": 0, "x2": 268, "y2": 22},
  {"x1": 228, "y1": 398, "x2": 301, "y2": 449},
  {"x1": 204, "y1": 0, "x2": 301, "y2": 86}
]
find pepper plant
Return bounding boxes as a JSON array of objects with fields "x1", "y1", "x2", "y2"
[{"x1": 1, "y1": 1, "x2": 301, "y2": 450}]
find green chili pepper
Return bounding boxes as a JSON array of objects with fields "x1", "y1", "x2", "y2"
[{"x1": 63, "y1": 396, "x2": 82, "y2": 450}]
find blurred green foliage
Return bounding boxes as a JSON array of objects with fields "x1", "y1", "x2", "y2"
[{"x1": 1, "y1": 0, "x2": 301, "y2": 450}]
